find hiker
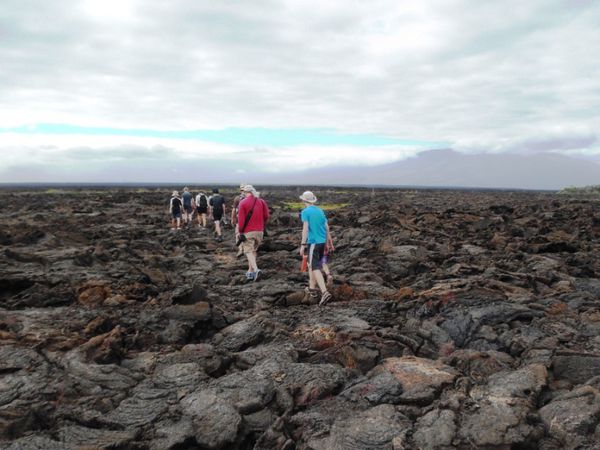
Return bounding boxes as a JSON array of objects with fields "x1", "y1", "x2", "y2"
[
  {"x1": 299, "y1": 191, "x2": 334, "y2": 305},
  {"x1": 236, "y1": 184, "x2": 269, "y2": 282},
  {"x1": 181, "y1": 187, "x2": 194, "y2": 226},
  {"x1": 230, "y1": 183, "x2": 246, "y2": 228},
  {"x1": 195, "y1": 190, "x2": 209, "y2": 228},
  {"x1": 169, "y1": 190, "x2": 183, "y2": 230},
  {"x1": 208, "y1": 188, "x2": 226, "y2": 242}
]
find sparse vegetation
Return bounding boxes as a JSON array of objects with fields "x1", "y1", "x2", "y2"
[
  {"x1": 42, "y1": 188, "x2": 111, "y2": 195},
  {"x1": 281, "y1": 202, "x2": 350, "y2": 211},
  {"x1": 558, "y1": 185, "x2": 600, "y2": 195}
]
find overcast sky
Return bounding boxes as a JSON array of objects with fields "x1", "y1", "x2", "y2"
[{"x1": 1, "y1": 0, "x2": 599, "y2": 184}]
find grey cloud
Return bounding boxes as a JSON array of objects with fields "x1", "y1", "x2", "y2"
[
  {"x1": 1, "y1": 0, "x2": 599, "y2": 163},
  {"x1": 507, "y1": 135, "x2": 598, "y2": 153},
  {"x1": 0, "y1": 144, "x2": 264, "y2": 183}
]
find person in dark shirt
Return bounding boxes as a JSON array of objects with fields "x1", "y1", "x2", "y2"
[
  {"x1": 209, "y1": 188, "x2": 226, "y2": 242},
  {"x1": 195, "y1": 191, "x2": 209, "y2": 228},
  {"x1": 181, "y1": 187, "x2": 194, "y2": 227},
  {"x1": 169, "y1": 190, "x2": 183, "y2": 230}
]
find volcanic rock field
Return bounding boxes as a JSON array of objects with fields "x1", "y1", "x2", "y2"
[{"x1": 1, "y1": 186, "x2": 600, "y2": 449}]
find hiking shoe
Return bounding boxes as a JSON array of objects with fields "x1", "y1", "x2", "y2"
[
  {"x1": 217, "y1": 236, "x2": 223, "y2": 242},
  {"x1": 253, "y1": 269, "x2": 262, "y2": 282},
  {"x1": 304, "y1": 287, "x2": 320, "y2": 299},
  {"x1": 245, "y1": 271, "x2": 255, "y2": 281},
  {"x1": 319, "y1": 291, "x2": 332, "y2": 306}
]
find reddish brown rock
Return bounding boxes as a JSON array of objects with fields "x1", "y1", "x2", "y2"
[
  {"x1": 80, "y1": 325, "x2": 125, "y2": 364},
  {"x1": 381, "y1": 356, "x2": 458, "y2": 403},
  {"x1": 77, "y1": 282, "x2": 112, "y2": 306}
]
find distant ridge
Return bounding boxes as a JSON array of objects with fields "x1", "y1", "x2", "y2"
[
  {"x1": 2, "y1": 149, "x2": 598, "y2": 190},
  {"x1": 257, "y1": 149, "x2": 600, "y2": 190}
]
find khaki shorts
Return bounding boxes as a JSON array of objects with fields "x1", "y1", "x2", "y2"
[{"x1": 241, "y1": 231, "x2": 263, "y2": 254}]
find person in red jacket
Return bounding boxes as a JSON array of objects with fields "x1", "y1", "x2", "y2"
[{"x1": 236, "y1": 184, "x2": 269, "y2": 282}]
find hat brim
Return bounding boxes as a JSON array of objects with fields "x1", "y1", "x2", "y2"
[{"x1": 299, "y1": 195, "x2": 317, "y2": 203}]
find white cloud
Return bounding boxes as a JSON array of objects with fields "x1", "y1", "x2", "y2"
[{"x1": 0, "y1": 132, "x2": 424, "y2": 183}]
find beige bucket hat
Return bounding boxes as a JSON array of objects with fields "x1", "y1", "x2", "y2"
[{"x1": 299, "y1": 191, "x2": 317, "y2": 203}]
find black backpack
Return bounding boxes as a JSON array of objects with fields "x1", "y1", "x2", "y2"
[{"x1": 198, "y1": 194, "x2": 208, "y2": 208}]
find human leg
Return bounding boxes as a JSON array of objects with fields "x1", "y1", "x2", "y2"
[
  {"x1": 246, "y1": 252, "x2": 258, "y2": 273},
  {"x1": 241, "y1": 232, "x2": 263, "y2": 278},
  {"x1": 213, "y1": 209, "x2": 223, "y2": 239},
  {"x1": 307, "y1": 244, "x2": 327, "y2": 291},
  {"x1": 308, "y1": 243, "x2": 332, "y2": 305},
  {"x1": 312, "y1": 269, "x2": 327, "y2": 293}
]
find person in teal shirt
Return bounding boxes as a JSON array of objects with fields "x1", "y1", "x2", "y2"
[{"x1": 299, "y1": 191, "x2": 334, "y2": 306}]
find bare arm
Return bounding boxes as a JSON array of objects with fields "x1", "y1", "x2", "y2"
[{"x1": 300, "y1": 221, "x2": 309, "y2": 255}]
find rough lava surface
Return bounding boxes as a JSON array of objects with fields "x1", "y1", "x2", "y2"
[{"x1": 1, "y1": 186, "x2": 600, "y2": 449}]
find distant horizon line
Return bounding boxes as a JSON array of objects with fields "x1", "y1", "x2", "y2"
[{"x1": 0, "y1": 181, "x2": 557, "y2": 193}]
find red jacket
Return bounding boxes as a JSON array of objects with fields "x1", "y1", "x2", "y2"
[{"x1": 238, "y1": 195, "x2": 269, "y2": 233}]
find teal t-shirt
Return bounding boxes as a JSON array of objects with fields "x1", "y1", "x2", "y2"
[{"x1": 301, "y1": 205, "x2": 327, "y2": 244}]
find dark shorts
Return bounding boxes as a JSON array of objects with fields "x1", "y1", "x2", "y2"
[
  {"x1": 308, "y1": 243, "x2": 326, "y2": 270},
  {"x1": 213, "y1": 209, "x2": 223, "y2": 221},
  {"x1": 197, "y1": 206, "x2": 208, "y2": 214},
  {"x1": 184, "y1": 205, "x2": 193, "y2": 213},
  {"x1": 172, "y1": 211, "x2": 182, "y2": 219}
]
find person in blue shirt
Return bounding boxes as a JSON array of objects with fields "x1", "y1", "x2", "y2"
[{"x1": 299, "y1": 191, "x2": 334, "y2": 306}]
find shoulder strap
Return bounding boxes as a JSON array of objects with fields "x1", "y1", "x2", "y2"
[{"x1": 239, "y1": 197, "x2": 258, "y2": 233}]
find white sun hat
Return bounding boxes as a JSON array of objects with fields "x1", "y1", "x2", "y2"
[
  {"x1": 172, "y1": 190, "x2": 179, "y2": 196},
  {"x1": 299, "y1": 191, "x2": 317, "y2": 203}
]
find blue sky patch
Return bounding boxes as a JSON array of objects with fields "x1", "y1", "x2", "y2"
[{"x1": 1, "y1": 123, "x2": 448, "y2": 148}]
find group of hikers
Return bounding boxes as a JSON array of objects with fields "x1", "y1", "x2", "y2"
[{"x1": 169, "y1": 184, "x2": 334, "y2": 305}]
